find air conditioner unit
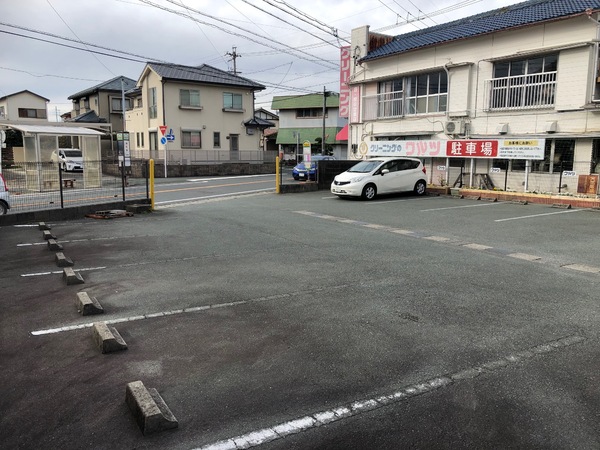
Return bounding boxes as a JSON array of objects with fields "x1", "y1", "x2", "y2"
[
  {"x1": 246, "y1": 128, "x2": 255, "y2": 135},
  {"x1": 445, "y1": 120, "x2": 465, "y2": 135}
]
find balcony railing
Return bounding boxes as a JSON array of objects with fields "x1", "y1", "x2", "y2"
[
  {"x1": 362, "y1": 92, "x2": 404, "y2": 121},
  {"x1": 485, "y1": 72, "x2": 556, "y2": 111}
]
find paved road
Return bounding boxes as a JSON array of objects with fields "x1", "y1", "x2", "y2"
[{"x1": 2, "y1": 191, "x2": 600, "y2": 449}]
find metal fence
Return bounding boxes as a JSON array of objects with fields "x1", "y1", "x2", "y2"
[{"x1": 1, "y1": 160, "x2": 149, "y2": 214}]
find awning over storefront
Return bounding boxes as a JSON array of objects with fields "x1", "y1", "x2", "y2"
[{"x1": 335, "y1": 124, "x2": 348, "y2": 141}]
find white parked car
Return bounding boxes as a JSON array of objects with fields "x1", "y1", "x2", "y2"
[
  {"x1": 51, "y1": 148, "x2": 84, "y2": 172},
  {"x1": 331, "y1": 157, "x2": 427, "y2": 200},
  {"x1": 0, "y1": 173, "x2": 11, "y2": 215}
]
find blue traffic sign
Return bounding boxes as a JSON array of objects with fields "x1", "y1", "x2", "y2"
[
  {"x1": 166, "y1": 134, "x2": 175, "y2": 142},
  {"x1": 160, "y1": 137, "x2": 167, "y2": 145}
]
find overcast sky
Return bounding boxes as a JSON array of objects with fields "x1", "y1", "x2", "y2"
[{"x1": 1, "y1": 0, "x2": 524, "y2": 120}]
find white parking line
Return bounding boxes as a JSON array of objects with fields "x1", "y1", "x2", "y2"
[
  {"x1": 421, "y1": 203, "x2": 503, "y2": 212},
  {"x1": 156, "y1": 189, "x2": 273, "y2": 206},
  {"x1": 21, "y1": 267, "x2": 107, "y2": 277},
  {"x1": 30, "y1": 285, "x2": 350, "y2": 336},
  {"x1": 494, "y1": 209, "x2": 582, "y2": 222},
  {"x1": 192, "y1": 334, "x2": 585, "y2": 450}
]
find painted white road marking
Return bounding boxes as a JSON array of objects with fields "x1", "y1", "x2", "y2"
[
  {"x1": 508, "y1": 253, "x2": 541, "y2": 261},
  {"x1": 421, "y1": 203, "x2": 503, "y2": 212},
  {"x1": 494, "y1": 209, "x2": 582, "y2": 222},
  {"x1": 21, "y1": 267, "x2": 106, "y2": 277},
  {"x1": 156, "y1": 189, "x2": 273, "y2": 206},
  {"x1": 192, "y1": 335, "x2": 585, "y2": 450}
]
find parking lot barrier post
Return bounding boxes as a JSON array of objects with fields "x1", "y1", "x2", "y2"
[
  {"x1": 276, "y1": 156, "x2": 280, "y2": 194},
  {"x1": 149, "y1": 159, "x2": 155, "y2": 210}
]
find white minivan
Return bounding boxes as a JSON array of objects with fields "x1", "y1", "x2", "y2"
[
  {"x1": 331, "y1": 157, "x2": 427, "y2": 200},
  {"x1": 0, "y1": 173, "x2": 11, "y2": 215}
]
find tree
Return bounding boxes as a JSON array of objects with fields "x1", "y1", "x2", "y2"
[{"x1": 314, "y1": 137, "x2": 333, "y2": 156}]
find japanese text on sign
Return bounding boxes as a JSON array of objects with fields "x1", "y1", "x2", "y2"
[{"x1": 366, "y1": 139, "x2": 545, "y2": 159}]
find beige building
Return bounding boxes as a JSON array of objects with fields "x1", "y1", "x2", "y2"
[
  {"x1": 348, "y1": 0, "x2": 600, "y2": 194},
  {"x1": 126, "y1": 63, "x2": 266, "y2": 165},
  {"x1": 0, "y1": 90, "x2": 49, "y2": 121}
]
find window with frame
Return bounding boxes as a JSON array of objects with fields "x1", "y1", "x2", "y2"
[
  {"x1": 182, "y1": 130, "x2": 201, "y2": 148},
  {"x1": 296, "y1": 108, "x2": 324, "y2": 118},
  {"x1": 376, "y1": 70, "x2": 447, "y2": 118},
  {"x1": 111, "y1": 97, "x2": 132, "y2": 112},
  {"x1": 509, "y1": 139, "x2": 573, "y2": 172},
  {"x1": 0, "y1": 106, "x2": 4, "y2": 118},
  {"x1": 18, "y1": 108, "x2": 47, "y2": 119},
  {"x1": 213, "y1": 132, "x2": 221, "y2": 148},
  {"x1": 223, "y1": 92, "x2": 243, "y2": 110},
  {"x1": 148, "y1": 87, "x2": 157, "y2": 119},
  {"x1": 180, "y1": 89, "x2": 201, "y2": 108},
  {"x1": 149, "y1": 131, "x2": 158, "y2": 151},
  {"x1": 490, "y1": 54, "x2": 557, "y2": 110}
]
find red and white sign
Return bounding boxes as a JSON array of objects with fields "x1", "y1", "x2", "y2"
[
  {"x1": 366, "y1": 139, "x2": 545, "y2": 159},
  {"x1": 159, "y1": 125, "x2": 167, "y2": 136},
  {"x1": 339, "y1": 46, "x2": 351, "y2": 118}
]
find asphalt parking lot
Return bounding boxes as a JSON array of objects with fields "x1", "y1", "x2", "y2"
[{"x1": 2, "y1": 191, "x2": 600, "y2": 449}]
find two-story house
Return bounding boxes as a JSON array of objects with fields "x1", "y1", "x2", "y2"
[
  {"x1": 0, "y1": 90, "x2": 49, "y2": 121},
  {"x1": 68, "y1": 76, "x2": 136, "y2": 132},
  {"x1": 271, "y1": 93, "x2": 348, "y2": 161},
  {"x1": 348, "y1": 0, "x2": 600, "y2": 194},
  {"x1": 126, "y1": 62, "x2": 266, "y2": 165}
]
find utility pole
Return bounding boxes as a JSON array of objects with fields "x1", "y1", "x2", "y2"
[
  {"x1": 322, "y1": 87, "x2": 330, "y2": 154},
  {"x1": 226, "y1": 47, "x2": 242, "y2": 75}
]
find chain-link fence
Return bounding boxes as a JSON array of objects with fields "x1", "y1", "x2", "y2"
[{"x1": 1, "y1": 160, "x2": 149, "y2": 214}]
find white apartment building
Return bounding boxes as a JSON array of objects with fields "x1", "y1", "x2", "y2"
[{"x1": 347, "y1": 0, "x2": 600, "y2": 194}]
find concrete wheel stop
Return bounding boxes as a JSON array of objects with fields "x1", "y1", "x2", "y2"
[
  {"x1": 55, "y1": 252, "x2": 74, "y2": 267},
  {"x1": 76, "y1": 292, "x2": 103, "y2": 315},
  {"x1": 42, "y1": 230, "x2": 56, "y2": 240},
  {"x1": 125, "y1": 381, "x2": 178, "y2": 435},
  {"x1": 38, "y1": 222, "x2": 51, "y2": 230},
  {"x1": 92, "y1": 322, "x2": 127, "y2": 353},
  {"x1": 47, "y1": 239, "x2": 63, "y2": 251},
  {"x1": 63, "y1": 267, "x2": 84, "y2": 285}
]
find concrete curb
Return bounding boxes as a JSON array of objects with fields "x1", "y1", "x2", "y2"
[
  {"x1": 125, "y1": 381, "x2": 178, "y2": 435},
  {"x1": 76, "y1": 292, "x2": 103, "y2": 315},
  {"x1": 63, "y1": 268, "x2": 84, "y2": 285},
  {"x1": 92, "y1": 322, "x2": 127, "y2": 353},
  {"x1": 55, "y1": 252, "x2": 74, "y2": 267}
]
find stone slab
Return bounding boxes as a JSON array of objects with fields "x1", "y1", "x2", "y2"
[{"x1": 125, "y1": 381, "x2": 178, "y2": 435}]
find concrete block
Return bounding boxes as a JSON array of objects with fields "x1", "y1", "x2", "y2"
[
  {"x1": 42, "y1": 230, "x2": 56, "y2": 240},
  {"x1": 76, "y1": 292, "x2": 103, "y2": 315},
  {"x1": 92, "y1": 322, "x2": 127, "y2": 353},
  {"x1": 47, "y1": 239, "x2": 63, "y2": 251},
  {"x1": 125, "y1": 381, "x2": 178, "y2": 435},
  {"x1": 126, "y1": 203, "x2": 152, "y2": 214},
  {"x1": 38, "y1": 222, "x2": 51, "y2": 230},
  {"x1": 55, "y1": 252, "x2": 74, "y2": 267},
  {"x1": 64, "y1": 267, "x2": 84, "y2": 286}
]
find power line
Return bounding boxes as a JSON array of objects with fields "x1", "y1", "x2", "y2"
[{"x1": 143, "y1": 0, "x2": 338, "y2": 70}]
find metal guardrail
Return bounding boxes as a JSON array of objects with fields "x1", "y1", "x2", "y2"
[{"x1": 1, "y1": 160, "x2": 149, "y2": 214}]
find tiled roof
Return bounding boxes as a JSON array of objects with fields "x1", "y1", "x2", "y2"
[
  {"x1": 68, "y1": 76, "x2": 136, "y2": 100},
  {"x1": 147, "y1": 63, "x2": 265, "y2": 90},
  {"x1": 0, "y1": 90, "x2": 50, "y2": 102},
  {"x1": 271, "y1": 93, "x2": 340, "y2": 110},
  {"x1": 362, "y1": 0, "x2": 600, "y2": 62}
]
